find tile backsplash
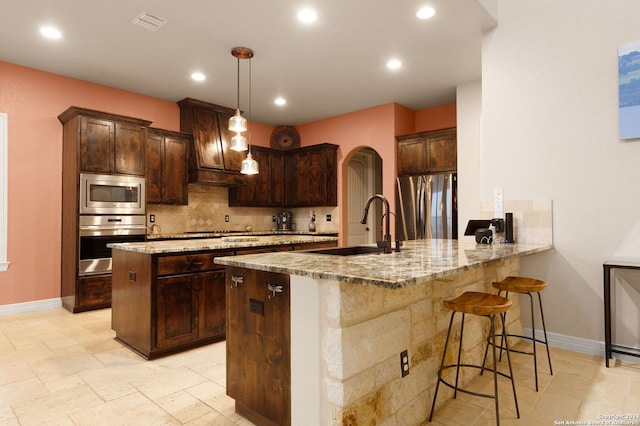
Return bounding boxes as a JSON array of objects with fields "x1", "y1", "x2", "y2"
[
  {"x1": 147, "y1": 184, "x2": 339, "y2": 235},
  {"x1": 480, "y1": 199, "x2": 553, "y2": 245}
]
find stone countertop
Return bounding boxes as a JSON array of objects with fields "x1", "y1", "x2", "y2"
[
  {"x1": 145, "y1": 230, "x2": 338, "y2": 240},
  {"x1": 214, "y1": 239, "x2": 553, "y2": 289},
  {"x1": 108, "y1": 234, "x2": 338, "y2": 255}
]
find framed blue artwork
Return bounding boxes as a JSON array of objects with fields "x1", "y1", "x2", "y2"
[{"x1": 619, "y1": 40, "x2": 640, "y2": 140}]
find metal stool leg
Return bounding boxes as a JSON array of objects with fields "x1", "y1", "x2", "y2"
[
  {"x1": 500, "y1": 312, "x2": 520, "y2": 419},
  {"x1": 429, "y1": 310, "x2": 456, "y2": 421},
  {"x1": 490, "y1": 314, "x2": 500, "y2": 425},
  {"x1": 454, "y1": 313, "x2": 466, "y2": 398},
  {"x1": 525, "y1": 292, "x2": 540, "y2": 391},
  {"x1": 537, "y1": 291, "x2": 553, "y2": 375}
]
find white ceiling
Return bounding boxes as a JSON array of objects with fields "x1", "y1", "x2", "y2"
[{"x1": 0, "y1": 0, "x2": 496, "y2": 126}]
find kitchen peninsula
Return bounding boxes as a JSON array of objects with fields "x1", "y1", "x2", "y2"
[
  {"x1": 108, "y1": 234, "x2": 337, "y2": 359},
  {"x1": 215, "y1": 239, "x2": 552, "y2": 425}
]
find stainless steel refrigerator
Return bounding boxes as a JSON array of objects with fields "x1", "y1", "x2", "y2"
[{"x1": 395, "y1": 173, "x2": 457, "y2": 240}]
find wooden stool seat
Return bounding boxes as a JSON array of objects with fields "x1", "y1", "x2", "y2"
[
  {"x1": 492, "y1": 276, "x2": 546, "y2": 293},
  {"x1": 444, "y1": 291, "x2": 512, "y2": 316}
]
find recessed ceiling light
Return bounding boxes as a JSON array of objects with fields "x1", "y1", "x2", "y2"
[
  {"x1": 386, "y1": 59, "x2": 402, "y2": 70},
  {"x1": 416, "y1": 6, "x2": 436, "y2": 20},
  {"x1": 40, "y1": 26, "x2": 62, "y2": 39},
  {"x1": 191, "y1": 72, "x2": 206, "y2": 81},
  {"x1": 297, "y1": 8, "x2": 317, "y2": 23},
  {"x1": 274, "y1": 97, "x2": 287, "y2": 106}
]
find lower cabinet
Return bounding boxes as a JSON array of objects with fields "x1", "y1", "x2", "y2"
[
  {"x1": 111, "y1": 249, "x2": 230, "y2": 359},
  {"x1": 226, "y1": 266, "x2": 291, "y2": 426}
]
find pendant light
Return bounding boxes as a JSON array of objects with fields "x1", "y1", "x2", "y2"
[
  {"x1": 240, "y1": 51, "x2": 259, "y2": 175},
  {"x1": 229, "y1": 47, "x2": 252, "y2": 151}
]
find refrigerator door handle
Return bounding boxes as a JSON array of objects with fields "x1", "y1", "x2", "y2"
[
  {"x1": 417, "y1": 176, "x2": 427, "y2": 240},
  {"x1": 425, "y1": 175, "x2": 433, "y2": 239}
]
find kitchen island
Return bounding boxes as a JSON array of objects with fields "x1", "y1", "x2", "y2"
[
  {"x1": 215, "y1": 238, "x2": 552, "y2": 425},
  {"x1": 109, "y1": 234, "x2": 337, "y2": 359}
]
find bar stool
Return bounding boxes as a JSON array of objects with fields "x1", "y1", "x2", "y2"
[
  {"x1": 486, "y1": 276, "x2": 553, "y2": 391},
  {"x1": 429, "y1": 291, "x2": 519, "y2": 425}
]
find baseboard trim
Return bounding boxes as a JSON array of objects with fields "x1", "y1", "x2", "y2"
[
  {"x1": 524, "y1": 327, "x2": 640, "y2": 365},
  {"x1": 0, "y1": 298, "x2": 62, "y2": 315}
]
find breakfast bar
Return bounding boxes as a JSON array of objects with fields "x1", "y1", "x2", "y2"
[{"x1": 215, "y1": 239, "x2": 552, "y2": 425}]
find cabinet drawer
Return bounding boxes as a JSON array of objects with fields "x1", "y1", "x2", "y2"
[
  {"x1": 77, "y1": 274, "x2": 111, "y2": 308},
  {"x1": 236, "y1": 245, "x2": 293, "y2": 255},
  {"x1": 157, "y1": 251, "x2": 234, "y2": 276}
]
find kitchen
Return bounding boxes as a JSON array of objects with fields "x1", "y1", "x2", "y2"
[{"x1": 2, "y1": 0, "x2": 640, "y2": 425}]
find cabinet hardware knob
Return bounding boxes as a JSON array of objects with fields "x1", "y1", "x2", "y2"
[
  {"x1": 267, "y1": 283, "x2": 283, "y2": 299},
  {"x1": 231, "y1": 275, "x2": 244, "y2": 288}
]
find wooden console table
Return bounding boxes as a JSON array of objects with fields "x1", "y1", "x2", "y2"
[{"x1": 603, "y1": 260, "x2": 640, "y2": 367}]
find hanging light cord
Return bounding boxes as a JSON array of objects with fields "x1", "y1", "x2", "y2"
[
  {"x1": 236, "y1": 56, "x2": 241, "y2": 110},
  {"x1": 248, "y1": 57, "x2": 252, "y2": 153}
]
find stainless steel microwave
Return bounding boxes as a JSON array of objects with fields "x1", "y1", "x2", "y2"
[{"x1": 79, "y1": 173, "x2": 146, "y2": 215}]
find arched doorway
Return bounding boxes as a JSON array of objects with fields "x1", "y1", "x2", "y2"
[{"x1": 345, "y1": 147, "x2": 383, "y2": 245}]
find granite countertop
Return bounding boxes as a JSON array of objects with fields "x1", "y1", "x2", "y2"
[
  {"x1": 108, "y1": 234, "x2": 338, "y2": 255},
  {"x1": 145, "y1": 230, "x2": 338, "y2": 240},
  {"x1": 214, "y1": 239, "x2": 553, "y2": 289}
]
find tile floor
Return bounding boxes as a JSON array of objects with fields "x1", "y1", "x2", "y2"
[{"x1": 0, "y1": 307, "x2": 639, "y2": 425}]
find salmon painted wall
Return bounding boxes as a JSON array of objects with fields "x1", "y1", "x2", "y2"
[
  {"x1": 0, "y1": 61, "x2": 273, "y2": 307},
  {"x1": 296, "y1": 102, "x2": 454, "y2": 242}
]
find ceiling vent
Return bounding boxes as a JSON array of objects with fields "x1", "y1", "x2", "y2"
[{"x1": 131, "y1": 12, "x2": 167, "y2": 32}]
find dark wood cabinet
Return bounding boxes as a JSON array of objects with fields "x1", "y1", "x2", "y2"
[
  {"x1": 177, "y1": 98, "x2": 246, "y2": 186},
  {"x1": 112, "y1": 249, "x2": 231, "y2": 359},
  {"x1": 146, "y1": 128, "x2": 190, "y2": 205},
  {"x1": 284, "y1": 143, "x2": 338, "y2": 207},
  {"x1": 397, "y1": 128, "x2": 457, "y2": 175},
  {"x1": 63, "y1": 108, "x2": 149, "y2": 176},
  {"x1": 228, "y1": 146, "x2": 285, "y2": 207},
  {"x1": 226, "y1": 266, "x2": 291, "y2": 426},
  {"x1": 58, "y1": 107, "x2": 152, "y2": 313},
  {"x1": 230, "y1": 143, "x2": 337, "y2": 208}
]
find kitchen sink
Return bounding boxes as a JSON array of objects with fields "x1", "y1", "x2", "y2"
[{"x1": 301, "y1": 245, "x2": 385, "y2": 256}]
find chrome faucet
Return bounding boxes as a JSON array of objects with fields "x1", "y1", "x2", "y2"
[{"x1": 360, "y1": 194, "x2": 392, "y2": 254}]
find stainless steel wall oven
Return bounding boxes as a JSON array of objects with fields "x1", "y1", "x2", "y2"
[{"x1": 78, "y1": 215, "x2": 146, "y2": 275}]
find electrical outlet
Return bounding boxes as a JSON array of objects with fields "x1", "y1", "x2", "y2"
[
  {"x1": 149, "y1": 214, "x2": 155, "y2": 223},
  {"x1": 400, "y1": 350, "x2": 410, "y2": 377},
  {"x1": 225, "y1": 215, "x2": 230, "y2": 222},
  {"x1": 326, "y1": 214, "x2": 332, "y2": 222},
  {"x1": 494, "y1": 186, "x2": 504, "y2": 218}
]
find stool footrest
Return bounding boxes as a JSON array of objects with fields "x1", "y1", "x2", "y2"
[
  {"x1": 437, "y1": 364, "x2": 515, "y2": 400},
  {"x1": 489, "y1": 333, "x2": 549, "y2": 356}
]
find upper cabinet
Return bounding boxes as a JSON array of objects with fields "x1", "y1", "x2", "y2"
[
  {"x1": 59, "y1": 107, "x2": 151, "y2": 176},
  {"x1": 229, "y1": 143, "x2": 337, "y2": 208},
  {"x1": 146, "y1": 128, "x2": 190, "y2": 205},
  {"x1": 228, "y1": 146, "x2": 284, "y2": 207},
  {"x1": 177, "y1": 98, "x2": 246, "y2": 186},
  {"x1": 397, "y1": 128, "x2": 457, "y2": 175},
  {"x1": 284, "y1": 143, "x2": 338, "y2": 207}
]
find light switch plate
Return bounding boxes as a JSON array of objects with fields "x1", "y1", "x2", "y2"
[{"x1": 494, "y1": 187, "x2": 504, "y2": 218}]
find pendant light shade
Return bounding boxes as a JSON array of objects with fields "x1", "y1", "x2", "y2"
[
  {"x1": 241, "y1": 152, "x2": 259, "y2": 175},
  {"x1": 230, "y1": 132, "x2": 248, "y2": 151},
  {"x1": 229, "y1": 110, "x2": 247, "y2": 133}
]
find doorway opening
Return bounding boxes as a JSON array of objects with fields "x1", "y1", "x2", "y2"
[{"x1": 346, "y1": 147, "x2": 383, "y2": 246}]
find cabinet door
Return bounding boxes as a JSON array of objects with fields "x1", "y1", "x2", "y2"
[
  {"x1": 80, "y1": 116, "x2": 114, "y2": 173},
  {"x1": 162, "y1": 135, "x2": 188, "y2": 204},
  {"x1": 156, "y1": 275, "x2": 199, "y2": 349},
  {"x1": 306, "y1": 149, "x2": 327, "y2": 206},
  {"x1": 270, "y1": 151, "x2": 285, "y2": 206},
  {"x1": 115, "y1": 122, "x2": 145, "y2": 175},
  {"x1": 192, "y1": 107, "x2": 224, "y2": 170},
  {"x1": 145, "y1": 132, "x2": 163, "y2": 204},
  {"x1": 226, "y1": 268, "x2": 291, "y2": 425},
  {"x1": 397, "y1": 136, "x2": 427, "y2": 175},
  {"x1": 426, "y1": 129, "x2": 457, "y2": 172},
  {"x1": 199, "y1": 270, "x2": 226, "y2": 339}
]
